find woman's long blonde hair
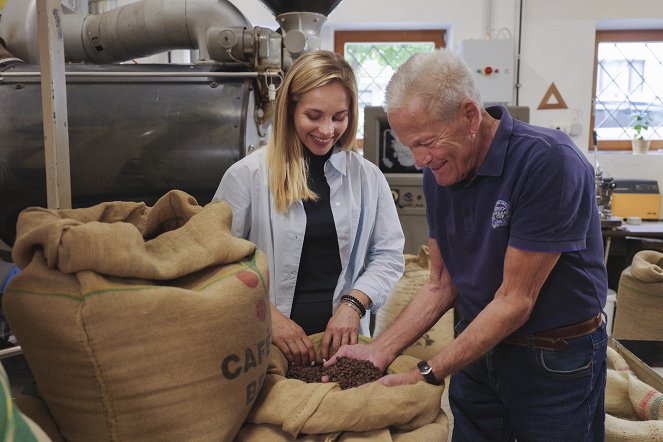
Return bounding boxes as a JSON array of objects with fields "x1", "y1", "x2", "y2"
[{"x1": 267, "y1": 50, "x2": 358, "y2": 213}]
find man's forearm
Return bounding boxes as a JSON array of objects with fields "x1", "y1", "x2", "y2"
[
  {"x1": 426, "y1": 291, "x2": 533, "y2": 380},
  {"x1": 372, "y1": 282, "x2": 455, "y2": 361}
]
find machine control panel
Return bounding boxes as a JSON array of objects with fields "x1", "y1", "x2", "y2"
[
  {"x1": 384, "y1": 176, "x2": 427, "y2": 254},
  {"x1": 391, "y1": 185, "x2": 426, "y2": 209}
]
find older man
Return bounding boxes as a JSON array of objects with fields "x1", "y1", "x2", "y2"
[{"x1": 327, "y1": 49, "x2": 608, "y2": 441}]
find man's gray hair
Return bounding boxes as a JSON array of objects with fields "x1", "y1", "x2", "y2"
[{"x1": 385, "y1": 49, "x2": 482, "y2": 123}]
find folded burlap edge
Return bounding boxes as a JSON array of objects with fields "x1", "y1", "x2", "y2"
[
  {"x1": 12, "y1": 190, "x2": 256, "y2": 280},
  {"x1": 630, "y1": 250, "x2": 663, "y2": 283}
]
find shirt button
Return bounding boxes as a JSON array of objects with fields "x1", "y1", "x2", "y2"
[{"x1": 335, "y1": 202, "x2": 340, "y2": 207}]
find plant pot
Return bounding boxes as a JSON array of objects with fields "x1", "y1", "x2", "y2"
[{"x1": 631, "y1": 139, "x2": 651, "y2": 154}]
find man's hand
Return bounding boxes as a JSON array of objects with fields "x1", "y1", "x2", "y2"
[
  {"x1": 323, "y1": 346, "x2": 421, "y2": 388},
  {"x1": 323, "y1": 342, "x2": 392, "y2": 373},
  {"x1": 377, "y1": 371, "x2": 422, "y2": 387},
  {"x1": 271, "y1": 305, "x2": 316, "y2": 366}
]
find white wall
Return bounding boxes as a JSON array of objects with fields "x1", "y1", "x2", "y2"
[
  {"x1": 117, "y1": 0, "x2": 663, "y2": 213},
  {"x1": 230, "y1": 0, "x2": 663, "y2": 215},
  {"x1": 517, "y1": 0, "x2": 663, "y2": 215}
]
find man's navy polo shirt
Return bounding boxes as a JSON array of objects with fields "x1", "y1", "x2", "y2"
[{"x1": 424, "y1": 106, "x2": 607, "y2": 333}]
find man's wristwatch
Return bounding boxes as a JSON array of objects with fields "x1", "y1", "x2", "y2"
[{"x1": 417, "y1": 360, "x2": 441, "y2": 385}]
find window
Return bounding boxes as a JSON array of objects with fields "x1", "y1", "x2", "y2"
[
  {"x1": 335, "y1": 30, "x2": 445, "y2": 144},
  {"x1": 592, "y1": 30, "x2": 663, "y2": 150}
]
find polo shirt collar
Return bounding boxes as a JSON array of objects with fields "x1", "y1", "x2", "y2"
[{"x1": 475, "y1": 105, "x2": 512, "y2": 178}]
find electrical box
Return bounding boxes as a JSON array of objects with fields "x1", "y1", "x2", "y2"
[{"x1": 461, "y1": 38, "x2": 515, "y2": 104}]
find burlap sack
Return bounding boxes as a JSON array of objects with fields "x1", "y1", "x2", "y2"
[
  {"x1": 374, "y1": 246, "x2": 455, "y2": 360},
  {"x1": 236, "y1": 413, "x2": 449, "y2": 441},
  {"x1": 605, "y1": 414, "x2": 663, "y2": 442},
  {"x1": 4, "y1": 190, "x2": 271, "y2": 442},
  {"x1": 613, "y1": 250, "x2": 663, "y2": 340},
  {"x1": 237, "y1": 334, "x2": 448, "y2": 441},
  {"x1": 605, "y1": 346, "x2": 663, "y2": 441}
]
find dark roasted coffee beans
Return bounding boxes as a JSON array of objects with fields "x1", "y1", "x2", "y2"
[{"x1": 286, "y1": 357, "x2": 382, "y2": 389}]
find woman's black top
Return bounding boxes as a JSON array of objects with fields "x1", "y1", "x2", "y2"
[{"x1": 289, "y1": 148, "x2": 342, "y2": 335}]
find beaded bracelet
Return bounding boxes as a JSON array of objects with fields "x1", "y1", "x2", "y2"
[{"x1": 341, "y1": 294, "x2": 366, "y2": 318}]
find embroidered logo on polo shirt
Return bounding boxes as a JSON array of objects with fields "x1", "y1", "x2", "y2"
[{"x1": 491, "y1": 200, "x2": 511, "y2": 228}]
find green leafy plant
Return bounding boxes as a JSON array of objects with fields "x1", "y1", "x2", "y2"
[{"x1": 630, "y1": 112, "x2": 651, "y2": 141}]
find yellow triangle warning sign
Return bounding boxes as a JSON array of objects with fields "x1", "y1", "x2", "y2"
[{"x1": 537, "y1": 82, "x2": 568, "y2": 110}]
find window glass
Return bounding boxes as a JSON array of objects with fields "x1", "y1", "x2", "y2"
[
  {"x1": 345, "y1": 42, "x2": 436, "y2": 138},
  {"x1": 335, "y1": 30, "x2": 444, "y2": 142},
  {"x1": 593, "y1": 31, "x2": 663, "y2": 149}
]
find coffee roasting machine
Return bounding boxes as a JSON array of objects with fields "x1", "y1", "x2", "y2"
[{"x1": 0, "y1": 0, "x2": 342, "y2": 246}]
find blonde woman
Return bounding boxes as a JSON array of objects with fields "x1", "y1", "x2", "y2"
[{"x1": 214, "y1": 50, "x2": 404, "y2": 367}]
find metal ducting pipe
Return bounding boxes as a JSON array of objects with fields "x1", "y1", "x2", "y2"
[
  {"x1": 0, "y1": 0, "x2": 347, "y2": 246},
  {"x1": 88, "y1": 0, "x2": 117, "y2": 15},
  {"x1": 0, "y1": 0, "x2": 263, "y2": 246},
  {"x1": 257, "y1": 0, "x2": 343, "y2": 67},
  {"x1": 0, "y1": 0, "x2": 254, "y2": 64}
]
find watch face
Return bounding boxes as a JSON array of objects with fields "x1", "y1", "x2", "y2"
[
  {"x1": 417, "y1": 360, "x2": 438, "y2": 384},
  {"x1": 418, "y1": 360, "x2": 432, "y2": 374}
]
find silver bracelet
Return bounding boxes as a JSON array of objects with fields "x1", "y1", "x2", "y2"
[
  {"x1": 341, "y1": 294, "x2": 366, "y2": 317},
  {"x1": 344, "y1": 301, "x2": 362, "y2": 318}
]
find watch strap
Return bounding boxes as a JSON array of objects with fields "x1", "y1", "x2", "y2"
[{"x1": 417, "y1": 360, "x2": 441, "y2": 385}]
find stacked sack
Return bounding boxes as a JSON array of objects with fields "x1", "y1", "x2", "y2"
[
  {"x1": 612, "y1": 250, "x2": 663, "y2": 340},
  {"x1": 237, "y1": 333, "x2": 449, "y2": 441},
  {"x1": 374, "y1": 245, "x2": 455, "y2": 360},
  {"x1": 4, "y1": 190, "x2": 271, "y2": 442},
  {"x1": 605, "y1": 346, "x2": 663, "y2": 441}
]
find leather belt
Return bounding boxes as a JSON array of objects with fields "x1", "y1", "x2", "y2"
[{"x1": 501, "y1": 313, "x2": 602, "y2": 352}]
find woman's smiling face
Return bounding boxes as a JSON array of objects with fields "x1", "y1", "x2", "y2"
[{"x1": 293, "y1": 81, "x2": 350, "y2": 156}]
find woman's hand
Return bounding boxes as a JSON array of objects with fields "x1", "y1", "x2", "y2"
[
  {"x1": 270, "y1": 305, "x2": 316, "y2": 367},
  {"x1": 320, "y1": 303, "x2": 360, "y2": 361}
]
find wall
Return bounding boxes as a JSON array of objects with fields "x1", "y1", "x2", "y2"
[
  {"x1": 120, "y1": 0, "x2": 663, "y2": 214},
  {"x1": 517, "y1": 0, "x2": 663, "y2": 215},
  {"x1": 232, "y1": 0, "x2": 663, "y2": 214}
]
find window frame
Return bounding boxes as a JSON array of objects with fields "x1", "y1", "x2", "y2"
[
  {"x1": 334, "y1": 30, "x2": 446, "y2": 148},
  {"x1": 592, "y1": 29, "x2": 663, "y2": 151},
  {"x1": 334, "y1": 30, "x2": 446, "y2": 52}
]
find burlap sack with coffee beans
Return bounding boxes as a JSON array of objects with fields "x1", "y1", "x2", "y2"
[
  {"x1": 612, "y1": 250, "x2": 663, "y2": 340},
  {"x1": 374, "y1": 245, "x2": 455, "y2": 360},
  {"x1": 237, "y1": 334, "x2": 448, "y2": 441},
  {"x1": 4, "y1": 190, "x2": 271, "y2": 442}
]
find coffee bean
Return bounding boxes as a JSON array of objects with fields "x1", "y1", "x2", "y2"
[{"x1": 286, "y1": 357, "x2": 382, "y2": 389}]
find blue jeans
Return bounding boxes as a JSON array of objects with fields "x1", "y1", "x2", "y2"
[{"x1": 450, "y1": 318, "x2": 608, "y2": 442}]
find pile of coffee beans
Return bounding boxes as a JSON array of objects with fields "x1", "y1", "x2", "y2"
[
  {"x1": 286, "y1": 364, "x2": 325, "y2": 384},
  {"x1": 286, "y1": 356, "x2": 383, "y2": 389}
]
